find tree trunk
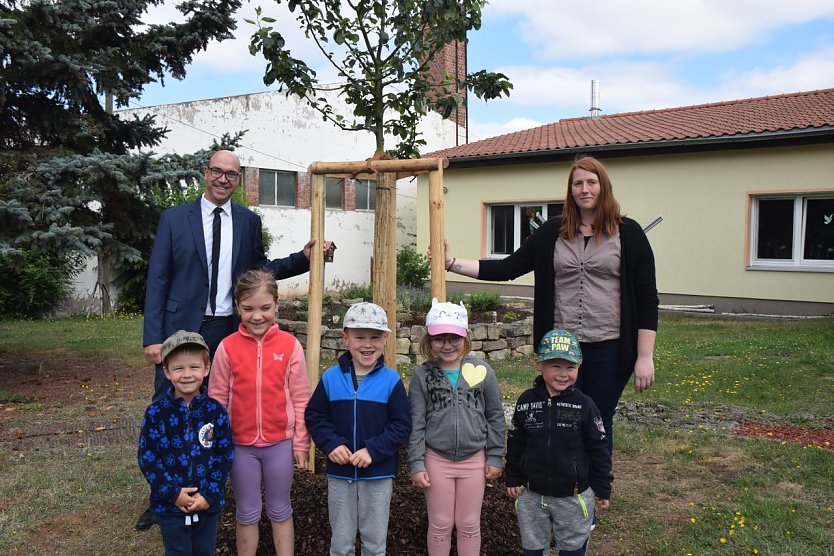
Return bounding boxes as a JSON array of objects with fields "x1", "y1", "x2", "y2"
[
  {"x1": 372, "y1": 170, "x2": 397, "y2": 369},
  {"x1": 97, "y1": 250, "x2": 112, "y2": 316}
]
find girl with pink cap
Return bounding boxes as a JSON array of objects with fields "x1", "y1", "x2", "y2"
[{"x1": 406, "y1": 298, "x2": 505, "y2": 556}]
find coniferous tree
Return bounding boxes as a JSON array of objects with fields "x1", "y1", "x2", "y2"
[{"x1": 0, "y1": 0, "x2": 240, "y2": 313}]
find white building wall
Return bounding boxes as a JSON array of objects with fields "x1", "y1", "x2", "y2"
[{"x1": 74, "y1": 89, "x2": 457, "y2": 304}]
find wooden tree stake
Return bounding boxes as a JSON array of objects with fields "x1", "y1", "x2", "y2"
[
  {"x1": 428, "y1": 159, "x2": 446, "y2": 302},
  {"x1": 305, "y1": 173, "x2": 325, "y2": 472}
]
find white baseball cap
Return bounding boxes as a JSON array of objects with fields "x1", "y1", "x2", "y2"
[{"x1": 343, "y1": 302, "x2": 390, "y2": 332}]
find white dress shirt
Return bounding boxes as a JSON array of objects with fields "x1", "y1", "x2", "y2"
[{"x1": 201, "y1": 196, "x2": 234, "y2": 316}]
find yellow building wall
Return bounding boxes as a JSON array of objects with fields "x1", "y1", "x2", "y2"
[{"x1": 417, "y1": 144, "x2": 834, "y2": 304}]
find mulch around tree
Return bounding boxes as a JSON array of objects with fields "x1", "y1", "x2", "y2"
[
  {"x1": 735, "y1": 421, "x2": 834, "y2": 450},
  {"x1": 214, "y1": 449, "x2": 521, "y2": 555}
]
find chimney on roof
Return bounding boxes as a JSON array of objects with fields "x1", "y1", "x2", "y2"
[
  {"x1": 426, "y1": 40, "x2": 468, "y2": 145},
  {"x1": 590, "y1": 80, "x2": 601, "y2": 119}
]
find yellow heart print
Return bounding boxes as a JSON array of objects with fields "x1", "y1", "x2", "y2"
[{"x1": 461, "y1": 362, "x2": 487, "y2": 387}]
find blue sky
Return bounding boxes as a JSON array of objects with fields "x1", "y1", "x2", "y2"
[{"x1": 136, "y1": 0, "x2": 834, "y2": 141}]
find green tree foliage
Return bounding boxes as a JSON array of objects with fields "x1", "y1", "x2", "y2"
[
  {"x1": 396, "y1": 244, "x2": 430, "y2": 288},
  {"x1": 0, "y1": 0, "x2": 240, "y2": 155},
  {"x1": 0, "y1": 249, "x2": 83, "y2": 318},
  {"x1": 248, "y1": 0, "x2": 512, "y2": 158}
]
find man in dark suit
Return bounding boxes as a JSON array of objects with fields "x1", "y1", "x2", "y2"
[{"x1": 137, "y1": 149, "x2": 317, "y2": 530}]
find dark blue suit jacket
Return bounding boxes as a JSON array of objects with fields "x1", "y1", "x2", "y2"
[{"x1": 142, "y1": 199, "x2": 309, "y2": 346}]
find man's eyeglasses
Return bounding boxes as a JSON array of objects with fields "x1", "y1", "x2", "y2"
[
  {"x1": 430, "y1": 336, "x2": 464, "y2": 348},
  {"x1": 206, "y1": 166, "x2": 241, "y2": 181}
]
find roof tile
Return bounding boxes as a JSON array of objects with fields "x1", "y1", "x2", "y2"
[{"x1": 431, "y1": 88, "x2": 834, "y2": 160}]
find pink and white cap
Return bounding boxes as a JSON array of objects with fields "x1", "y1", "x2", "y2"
[{"x1": 425, "y1": 298, "x2": 468, "y2": 337}]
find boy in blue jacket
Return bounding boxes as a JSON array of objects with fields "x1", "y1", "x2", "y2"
[
  {"x1": 138, "y1": 330, "x2": 235, "y2": 555},
  {"x1": 305, "y1": 302, "x2": 412, "y2": 556},
  {"x1": 506, "y1": 329, "x2": 612, "y2": 556}
]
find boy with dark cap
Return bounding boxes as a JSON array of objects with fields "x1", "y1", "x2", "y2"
[
  {"x1": 138, "y1": 330, "x2": 235, "y2": 555},
  {"x1": 505, "y1": 328, "x2": 612, "y2": 556}
]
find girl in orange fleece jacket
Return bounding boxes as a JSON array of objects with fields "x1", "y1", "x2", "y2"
[{"x1": 209, "y1": 270, "x2": 310, "y2": 556}]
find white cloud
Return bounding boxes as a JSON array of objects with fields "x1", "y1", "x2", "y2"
[
  {"x1": 141, "y1": 2, "x2": 329, "y2": 75},
  {"x1": 486, "y1": 0, "x2": 834, "y2": 60},
  {"x1": 715, "y1": 44, "x2": 834, "y2": 100},
  {"x1": 469, "y1": 117, "x2": 543, "y2": 142},
  {"x1": 491, "y1": 61, "x2": 700, "y2": 116},
  {"x1": 484, "y1": 40, "x2": 834, "y2": 122}
]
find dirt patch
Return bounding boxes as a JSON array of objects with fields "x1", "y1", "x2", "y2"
[{"x1": 0, "y1": 351, "x2": 150, "y2": 407}]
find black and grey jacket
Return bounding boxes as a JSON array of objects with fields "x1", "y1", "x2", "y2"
[
  {"x1": 506, "y1": 376, "x2": 612, "y2": 500},
  {"x1": 407, "y1": 355, "x2": 505, "y2": 474}
]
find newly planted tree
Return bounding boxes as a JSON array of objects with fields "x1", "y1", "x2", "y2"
[
  {"x1": 248, "y1": 0, "x2": 512, "y2": 363},
  {"x1": 248, "y1": 0, "x2": 511, "y2": 158}
]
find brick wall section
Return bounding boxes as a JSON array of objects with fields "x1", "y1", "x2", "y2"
[
  {"x1": 296, "y1": 172, "x2": 311, "y2": 209},
  {"x1": 343, "y1": 178, "x2": 356, "y2": 211},
  {"x1": 243, "y1": 167, "x2": 259, "y2": 205},
  {"x1": 425, "y1": 40, "x2": 467, "y2": 130}
]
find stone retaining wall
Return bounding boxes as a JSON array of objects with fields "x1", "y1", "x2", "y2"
[{"x1": 278, "y1": 317, "x2": 535, "y2": 365}]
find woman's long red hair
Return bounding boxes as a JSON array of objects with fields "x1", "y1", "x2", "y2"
[{"x1": 559, "y1": 156, "x2": 623, "y2": 241}]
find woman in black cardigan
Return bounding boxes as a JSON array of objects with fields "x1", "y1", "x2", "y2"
[{"x1": 443, "y1": 156, "x2": 658, "y2": 455}]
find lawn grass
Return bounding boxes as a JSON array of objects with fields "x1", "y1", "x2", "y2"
[
  {"x1": 632, "y1": 314, "x2": 834, "y2": 421},
  {"x1": 597, "y1": 422, "x2": 834, "y2": 555},
  {"x1": 494, "y1": 314, "x2": 834, "y2": 425},
  {"x1": 0, "y1": 313, "x2": 832, "y2": 554},
  {"x1": 0, "y1": 314, "x2": 144, "y2": 363}
]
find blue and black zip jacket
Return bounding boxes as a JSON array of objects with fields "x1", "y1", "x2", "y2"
[
  {"x1": 506, "y1": 377, "x2": 612, "y2": 500},
  {"x1": 138, "y1": 386, "x2": 235, "y2": 515},
  {"x1": 305, "y1": 352, "x2": 411, "y2": 480}
]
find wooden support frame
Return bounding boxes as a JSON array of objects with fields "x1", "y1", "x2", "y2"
[{"x1": 305, "y1": 157, "x2": 447, "y2": 470}]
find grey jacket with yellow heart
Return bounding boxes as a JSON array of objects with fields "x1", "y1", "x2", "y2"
[{"x1": 407, "y1": 355, "x2": 505, "y2": 474}]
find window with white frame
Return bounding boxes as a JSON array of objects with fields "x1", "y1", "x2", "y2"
[
  {"x1": 258, "y1": 169, "x2": 296, "y2": 206},
  {"x1": 355, "y1": 179, "x2": 376, "y2": 211},
  {"x1": 325, "y1": 177, "x2": 344, "y2": 209},
  {"x1": 488, "y1": 202, "x2": 564, "y2": 256},
  {"x1": 750, "y1": 194, "x2": 834, "y2": 270}
]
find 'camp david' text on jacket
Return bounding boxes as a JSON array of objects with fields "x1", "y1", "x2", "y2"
[{"x1": 506, "y1": 376, "x2": 612, "y2": 500}]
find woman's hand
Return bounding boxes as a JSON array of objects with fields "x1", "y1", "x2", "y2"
[
  {"x1": 428, "y1": 238, "x2": 480, "y2": 277},
  {"x1": 634, "y1": 329, "x2": 657, "y2": 393},
  {"x1": 427, "y1": 239, "x2": 454, "y2": 270},
  {"x1": 633, "y1": 355, "x2": 655, "y2": 393}
]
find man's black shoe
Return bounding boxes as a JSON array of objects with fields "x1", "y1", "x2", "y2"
[{"x1": 135, "y1": 509, "x2": 156, "y2": 531}]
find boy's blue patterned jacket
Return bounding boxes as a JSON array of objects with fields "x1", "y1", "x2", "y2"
[{"x1": 138, "y1": 387, "x2": 235, "y2": 515}]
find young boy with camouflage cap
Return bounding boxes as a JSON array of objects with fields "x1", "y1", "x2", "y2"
[{"x1": 505, "y1": 328, "x2": 612, "y2": 556}]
